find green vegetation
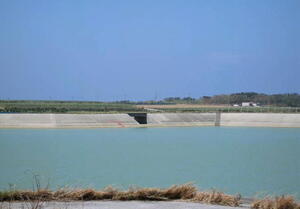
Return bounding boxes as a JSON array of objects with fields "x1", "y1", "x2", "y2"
[
  {"x1": 155, "y1": 106, "x2": 300, "y2": 113},
  {"x1": 0, "y1": 92, "x2": 299, "y2": 113},
  {"x1": 149, "y1": 93, "x2": 300, "y2": 107},
  {"x1": 201, "y1": 93, "x2": 300, "y2": 107},
  {"x1": 0, "y1": 100, "x2": 143, "y2": 113}
]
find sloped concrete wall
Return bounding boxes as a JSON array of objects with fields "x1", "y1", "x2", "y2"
[
  {"x1": 0, "y1": 114, "x2": 56, "y2": 128},
  {"x1": 147, "y1": 113, "x2": 216, "y2": 126},
  {"x1": 0, "y1": 114, "x2": 139, "y2": 128},
  {"x1": 221, "y1": 113, "x2": 300, "y2": 128},
  {"x1": 0, "y1": 113, "x2": 299, "y2": 128}
]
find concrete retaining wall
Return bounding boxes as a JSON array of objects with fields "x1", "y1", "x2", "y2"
[
  {"x1": 221, "y1": 113, "x2": 300, "y2": 128},
  {"x1": 147, "y1": 113, "x2": 216, "y2": 126},
  {"x1": 0, "y1": 114, "x2": 139, "y2": 128},
  {"x1": 0, "y1": 113, "x2": 299, "y2": 128}
]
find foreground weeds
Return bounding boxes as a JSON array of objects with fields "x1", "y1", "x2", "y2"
[
  {"x1": 252, "y1": 196, "x2": 300, "y2": 209},
  {"x1": 0, "y1": 184, "x2": 241, "y2": 207},
  {"x1": 2, "y1": 184, "x2": 300, "y2": 209}
]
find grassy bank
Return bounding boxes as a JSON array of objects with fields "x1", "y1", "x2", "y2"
[
  {"x1": 1, "y1": 100, "x2": 299, "y2": 113},
  {"x1": 0, "y1": 100, "x2": 143, "y2": 113}
]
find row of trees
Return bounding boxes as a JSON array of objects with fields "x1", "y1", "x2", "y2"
[
  {"x1": 201, "y1": 93, "x2": 300, "y2": 107},
  {"x1": 141, "y1": 93, "x2": 300, "y2": 107}
]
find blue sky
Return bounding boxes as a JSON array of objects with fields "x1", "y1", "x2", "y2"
[{"x1": 0, "y1": 0, "x2": 299, "y2": 101}]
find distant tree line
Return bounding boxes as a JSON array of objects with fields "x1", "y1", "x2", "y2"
[
  {"x1": 1, "y1": 93, "x2": 299, "y2": 113},
  {"x1": 201, "y1": 93, "x2": 300, "y2": 107},
  {"x1": 132, "y1": 93, "x2": 300, "y2": 107}
]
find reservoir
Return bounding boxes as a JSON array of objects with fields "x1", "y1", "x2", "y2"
[{"x1": 0, "y1": 127, "x2": 299, "y2": 198}]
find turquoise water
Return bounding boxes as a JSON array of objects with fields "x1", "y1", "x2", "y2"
[{"x1": 0, "y1": 127, "x2": 299, "y2": 198}]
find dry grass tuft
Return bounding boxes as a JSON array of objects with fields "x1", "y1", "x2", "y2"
[
  {"x1": 111, "y1": 183, "x2": 197, "y2": 201},
  {"x1": 0, "y1": 190, "x2": 52, "y2": 201},
  {"x1": 162, "y1": 184, "x2": 197, "y2": 200},
  {"x1": 69, "y1": 186, "x2": 119, "y2": 200},
  {"x1": 252, "y1": 196, "x2": 300, "y2": 209},
  {"x1": 193, "y1": 190, "x2": 241, "y2": 206}
]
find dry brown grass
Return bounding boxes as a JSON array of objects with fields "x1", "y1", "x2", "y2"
[
  {"x1": 0, "y1": 184, "x2": 240, "y2": 206},
  {"x1": 252, "y1": 196, "x2": 300, "y2": 209},
  {"x1": 193, "y1": 190, "x2": 241, "y2": 206},
  {"x1": 2, "y1": 183, "x2": 300, "y2": 209}
]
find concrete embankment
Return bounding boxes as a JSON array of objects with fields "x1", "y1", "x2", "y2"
[
  {"x1": 146, "y1": 113, "x2": 300, "y2": 128},
  {"x1": 221, "y1": 113, "x2": 300, "y2": 128},
  {"x1": 0, "y1": 113, "x2": 299, "y2": 128},
  {"x1": 0, "y1": 113, "x2": 139, "y2": 128},
  {"x1": 147, "y1": 113, "x2": 216, "y2": 127}
]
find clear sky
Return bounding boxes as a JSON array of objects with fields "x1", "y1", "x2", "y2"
[{"x1": 0, "y1": 0, "x2": 299, "y2": 101}]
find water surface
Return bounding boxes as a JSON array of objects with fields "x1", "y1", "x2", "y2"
[{"x1": 0, "y1": 127, "x2": 299, "y2": 198}]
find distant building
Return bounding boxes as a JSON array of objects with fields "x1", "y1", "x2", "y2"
[{"x1": 242, "y1": 102, "x2": 259, "y2": 107}]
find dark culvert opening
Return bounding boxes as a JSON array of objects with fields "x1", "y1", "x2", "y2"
[{"x1": 128, "y1": 113, "x2": 147, "y2": 124}]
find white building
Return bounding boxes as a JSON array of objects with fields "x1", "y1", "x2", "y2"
[{"x1": 242, "y1": 102, "x2": 258, "y2": 107}]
